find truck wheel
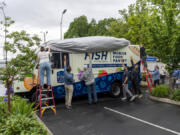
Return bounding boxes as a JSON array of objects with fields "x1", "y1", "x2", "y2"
[{"x1": 110, "y1": 82, "x2": 121, "y2": 98}]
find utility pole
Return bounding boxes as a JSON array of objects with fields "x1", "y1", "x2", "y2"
[
  {"x1": 41, "y1": 31, "x2": 48, "y2": 43},
  {"x1": 60, "y1": 9, "x2": 67, "y2": 40}
]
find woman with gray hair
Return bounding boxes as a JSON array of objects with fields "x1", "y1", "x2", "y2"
[{"x1": 80, "y1": 53, "x2": 98, "y2": 104}]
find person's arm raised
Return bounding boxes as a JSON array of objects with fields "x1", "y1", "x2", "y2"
[
  {"x1": 130, "y1": 56, "x2": 135, "y2": 66},
  {"x1": 88, "y1": 53, "x2": 92, "y2": 69},
  {"x1": 48, "y1": 46, "x2": 51, "y2": 52},
  {"x1": 121, "y1": 58, "x2": 126, "y2": 68},
  {"x1": 64, "y1": 55, "x2": 67, "y2": 71}
]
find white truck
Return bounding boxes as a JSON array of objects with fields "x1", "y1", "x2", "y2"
[{"x1": 13, "y1": 36, "x2": 140, "y2": 100}]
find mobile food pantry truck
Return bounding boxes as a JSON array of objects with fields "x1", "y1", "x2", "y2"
[{"x1": 13, "y1": 36, "x2": 140, "y2": 100}]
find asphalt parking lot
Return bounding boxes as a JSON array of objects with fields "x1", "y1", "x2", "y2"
[{"x1": 40, "y1": 93, "x2": 180, "y2": 135}]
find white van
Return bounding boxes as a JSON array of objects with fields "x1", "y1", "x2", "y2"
[{"x1": 13, "y1": 36, "x2": 140, "y2": 100}]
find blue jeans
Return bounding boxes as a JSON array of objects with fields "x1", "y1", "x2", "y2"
[
  {"x1": 87, "y1": 82, "x2": 98, "y2": 104},
  {"x1": 40, "y1": 62, "x2": 51, "y2": 86}
]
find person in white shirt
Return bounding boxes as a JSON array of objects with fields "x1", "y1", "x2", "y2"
[
  {"x1": 160, "y1": 65, "x2": 167, "y2": 84},
  {"x1": 38, "y1": 46, "x2": 51, "y2": 89}
]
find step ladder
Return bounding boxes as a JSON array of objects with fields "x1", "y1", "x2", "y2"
[
  {"x1": 141, "y1": 60, "x2": 154, "y2": 93},
  {"x1": 35, "y1": 68, "x2": 56, "y2": 117}
]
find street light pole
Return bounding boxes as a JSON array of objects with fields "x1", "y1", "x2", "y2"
[
  {"x1": 40, "y1": 31, "x2": 48, "y2": 45},
  {"x1": 60, "y1": 9, "x2": 67, "y2": 40},
  {"x1": 0, "y1": 2, "x2": 7, "y2": 65}
]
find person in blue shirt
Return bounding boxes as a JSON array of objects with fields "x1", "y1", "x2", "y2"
[
  {"x1": 64, "y1": 55, "x2": 74, "y2": 110},
  {"x1": 152, "y1": 65, "x2": 160, "y2": 87},
  {"x1": 177, "y1": 70, "x2": 180, "y2": 89},
  {"x1": 172, "y1": 69, "x2": 180, "y2": 89}
]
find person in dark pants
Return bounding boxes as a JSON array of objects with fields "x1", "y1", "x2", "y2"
[
  {"x1": 152, "y1": 65, "x2": 160, "y2": 87},
  {"x1": 80, "y1": 53, "x2": 98, "y2": 104},
  {"x1": 131, "y1": 57, "x2": 142, "y2": 98},
  {"x1": 140, "y1": 44, "x2": 147, "y2": 69},
  {"x1": 121, "y1": 58, "x2": 136, "y2": 101}
]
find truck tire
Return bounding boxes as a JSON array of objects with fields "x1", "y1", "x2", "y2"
[{"x1": 110, "y1": 82, "x2": 122, "y2": 98}]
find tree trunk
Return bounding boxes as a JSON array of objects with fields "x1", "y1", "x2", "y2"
[
  {"x1": 7, "y1": 83, "x2": 11, "y2": 113},
  {"x1": 169, "y1": 76, "x2": 175, "y2": 94}
]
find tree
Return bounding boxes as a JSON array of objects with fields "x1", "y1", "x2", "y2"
[
  {"x1": 109, "y1": 0, "x2": 150, "y2": 45},
  {"x1": 146, "y1": 0, "x2": 180, "y2": 74},
  {"x1": 108, "y1": 19, "x2": 129, "y2": 38},
  {"x1": 88, "y1": 18, "x2": 97, "y2": 36},
  {"x1": 95, "y1": 18, "x2": 116, "y2": 36},
  {"x1": 0, "y1": 17, "x2": 41, "y2": 113},
  {"x1": 109, "y1": 0, "x2": 180, "y2": 90},
  {"x1": 64, "y1": 16, "x2": 116, "y2": 38},
  {"x1": 64, "y1": 15, "x2": 89, "y2": 38}
]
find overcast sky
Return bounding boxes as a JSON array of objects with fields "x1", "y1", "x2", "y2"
[{"x1": 0, "y1": 0, "x2": 136, "y2": 59}]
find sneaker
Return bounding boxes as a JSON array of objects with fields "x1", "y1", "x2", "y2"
[
  {"x1": 138, "y1": 94, "x2": 143, "y2": 98},
  {"x1": 65, "y1": 105, "x2": 69, "y2": 109},
  {"x1": 135, "y1": 95, "x2": 138, "y2": 98},
  {"x1": 130, "y1": 96, "x2": 136, "y2": 101},
  {"x1": 121, "y1": 97, "x2": 127, "y2": 101},
  {"x1": 68, "y1": 106, "x2": 72, "y2": 110},
  {"x1": 66, "y1": 105, "x2": 72, "y2": 110}
]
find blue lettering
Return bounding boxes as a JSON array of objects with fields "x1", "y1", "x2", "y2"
[
  {"x1": 95, "y1": 52, "x2": 100, "y2": 60},
  {"x1": 84, "y1": 53, "x2": 88, "y2": 60},
  {"x1": 92, "y1": 52, "x2": 95, "y2": 60},
  {"x1": 102, "y1": 51, "x2": 108, "y2": 60}
]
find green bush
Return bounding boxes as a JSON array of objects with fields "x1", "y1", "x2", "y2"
[
  {"x1": 0, "y1": 114, "x2": 48, "y2": 135},
  {"x1": 151, "y1": 85, "x2": 170, "y2": 98},
  {"x1": 0, "y1": 96, "x2": 48, "y2": 135},
  {"x1": 0, "y1": 96, "x2": 35, "y2": 118},
  {"x1": 170, "y1": 90, "x2": 180, "y2": 101},
  {"x1": 11, "y1": 96, "x2": 35, "y2": 117}
]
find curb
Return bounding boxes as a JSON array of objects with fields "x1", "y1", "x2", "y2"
[
  {"x1": 34, "y1": 114, "x2": 54, "y2": 135},
  {"x1": 149, "y1": 96, "x2": 180, "y2": 106}
]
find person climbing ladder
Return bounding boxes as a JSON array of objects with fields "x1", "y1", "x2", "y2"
[{"x1": 38, "y1": 46, "x2": 51, "y2": 89}]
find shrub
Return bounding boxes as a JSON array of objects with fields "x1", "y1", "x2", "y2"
[
  {"x1": 0, "y1": 97, "x2": 9, "y2": 122},
  {"x1": 0, "y1": 96, "x2": 48, "y2": 135},
  {"x1": 170, "y1": 90, "x2": 180, "y2": 101},
  {"x1": 151, "y1": 85, "x2": 170, "y2": 98},
  {"x1": 0, "y1": 96, "x2": 35, "y2": 118},
  {"x1": 11, "y1": 96, "x2": 35, "y2": 117},
  {"x1": 0, "y1": 114, "x2": 48, "y2": 135}
]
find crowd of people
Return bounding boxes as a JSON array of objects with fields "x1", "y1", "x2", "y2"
[{"x1": 37, "y1": 45, "x2": 180, "y2": 110}]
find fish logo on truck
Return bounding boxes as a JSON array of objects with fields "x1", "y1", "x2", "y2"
[{"x1": 84, "y1": 52, "x2": 108, "y2": 61}]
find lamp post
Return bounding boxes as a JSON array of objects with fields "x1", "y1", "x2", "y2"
[
  {"x1": 0, "y1": 2, "x2": 7, "y2": 65},
  {"x1": 41, "y1": 31, "x2": 48, "y2": 43},
  {"x1": 60, "y1": 9, "x2": 67, "y2": 40}
]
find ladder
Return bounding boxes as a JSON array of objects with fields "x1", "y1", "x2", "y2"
[
  {"x1": 35, "y1": 68, "x2": 56, "y2": 117},
  {"x1": 141, "y1": 60, "x2": 154, "y2": 93}
]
